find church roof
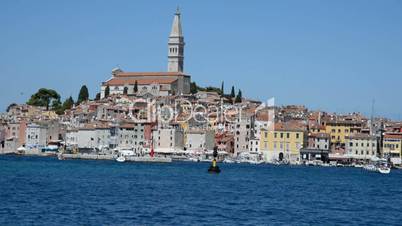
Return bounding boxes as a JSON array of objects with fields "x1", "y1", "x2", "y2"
[
  {"x1": 103, "y1": 77, "x2": 178, "y2": 86},
  {"x1": 115, "y1": 72, "x2": 187, "y2": 77}
]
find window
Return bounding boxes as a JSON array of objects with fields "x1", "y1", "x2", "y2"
[
  {"x1": 296, "y1": 133, "x2": 300, "y2": 139},
  {"x1": 350, "y1": 142, "x2": 353, "y2": 147},
  {"x1": 286, "y1": 133, "x2": 290, "y2": 139}
]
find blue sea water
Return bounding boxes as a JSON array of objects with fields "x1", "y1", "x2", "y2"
[{"x1": 0, "y1": 156, "x2": 402, "y2": 226}]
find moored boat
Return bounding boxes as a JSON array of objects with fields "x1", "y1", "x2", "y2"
[
  {"x1": 378, "y1": 166, "x2": 391, "y2": 174},
  {"x1": 116, "y1": 156, "x2": 126, "y2": 162}
]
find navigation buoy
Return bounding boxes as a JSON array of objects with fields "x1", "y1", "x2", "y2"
[{"x1": 208, "y1": 147, "x2": 221, "y2": 173}]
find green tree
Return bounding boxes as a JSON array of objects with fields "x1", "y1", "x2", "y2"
[
  {"x1": 62, "y1": 96, "x2": 74, "y2": 110},
  {"x1": 123, "y1": 87, "x2": 128, "y2": 95},
  {"x1": 27, "y1": 88, "x2": 60, "y2": 110},
  {"x1": 204, "y1": 86, "x2": 221, "y2": 93},
  {"x1": 235, "y1": 89, "x2": 242, "y2": 103},
  {"x1": 230, "y1": 86, "x2": 235, "y2": 98},
  {"x1": 94, "y1": 92, "x2": 101, "y2": 101},
  {"x1": 190, "y1": 82, "x2": 198, "y2": 94},
  {"x1": 77, "y1": 85, "x2": 89, "y2": 104},
  {"x1": 52, "y1": 99, "x2": 64, "y2": 115},
  {"x1": 221, "y1": 81, "x2": 224, "y2": 96},
  {"x1": 104, "y1": 86, "x2": 110, "y2": 98},
  {"x1": 6, "y1": 103, "x2": 17, "y2": 112},
  {"x1": 134, "y1": 81, "x2": 138, "y2": 93}
]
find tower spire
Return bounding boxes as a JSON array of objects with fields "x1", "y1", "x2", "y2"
[{"x1": 168, "y1": 7, "x2": 185, "y2": 72}]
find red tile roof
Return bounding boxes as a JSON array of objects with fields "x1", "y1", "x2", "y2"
[
  {"x1": 104, "y1": 78, "x2": 178, "y2": 86},
  {"x1": 384, "y1": 134, "x2": 402, "y2": 139},
  {"x1": 115, "y1": 72, "x2": 187, "y2": 77}
]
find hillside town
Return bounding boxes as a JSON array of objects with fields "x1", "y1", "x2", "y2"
[{"x1": 1, "y1": 9, "x2": 401, "y2": 169}]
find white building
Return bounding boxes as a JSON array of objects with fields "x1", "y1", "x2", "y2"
[
  {"x1": 234, "y1": 114, "x2": 253, "y2": 155},
  {"x1": 345, "y1": 133, "x2": 377, "y2": 161},
  {"x1": 249, "y1": 138, "x2": 260, "y2": 152},
  {"x1": 153, "y1": 127, "x2": 184, "y2": 151},
  {"x1": 185, "y1": 130, "x2": 215, "y2": 151},
  {"x1": 25, "y1": 123, "x2": 47, "y2": 150},
  {"x1": 66, "y1": 125, "x2": 111, "y2": 149},
  {"x1": 308, "y1": 133, "x2": 330, "y2": 150},
  {"x1": 117, "y1": 122, "x2": 145, "y2": 152}
]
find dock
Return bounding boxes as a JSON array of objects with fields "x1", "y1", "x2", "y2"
[{"x1": 58, "y1": 153, "x2": 172, "y2": 163}]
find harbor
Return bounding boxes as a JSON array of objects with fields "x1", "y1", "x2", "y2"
[
  {"x1": 1, "y1": 154, "x2": 402, "y2": 225},
  {"x1": 57, "y1": 153, "x2": 172, "y2": 163},
  {"x1": 1, "y1": 148, "x2": 395, "y2": 175}
]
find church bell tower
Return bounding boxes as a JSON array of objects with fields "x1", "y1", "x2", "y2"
[{"x1": 168, "y1": 7, "x2": 185, "y2": 73}]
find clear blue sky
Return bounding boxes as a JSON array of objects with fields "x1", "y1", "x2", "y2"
[{"x1": 1, "y1": 0, "x2": 401, "y2": 119}]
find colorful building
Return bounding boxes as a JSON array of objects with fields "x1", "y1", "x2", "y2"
[
  {"x1": 260, "y1": 123, "x2": 306, "y2": 163},
  {"x1": 325, "y1": 120, "x2": 362, "y2": 147},
  {"x1": 382, "y1": 133, "x2": 402, "y2": 165}
]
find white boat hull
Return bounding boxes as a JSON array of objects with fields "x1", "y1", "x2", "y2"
[
  {"x1": 378, "y1": 167, "x2": 391, "y2": 174},
  {"x1": 116, "y1": 156, "x2": 126, "y2": 163}
]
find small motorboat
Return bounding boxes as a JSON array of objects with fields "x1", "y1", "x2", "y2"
[
  {"x1": 377, "y1": 160, "x2": 391, "y2": 174},
  {"x1": 223, "y1": 158, "x2": 235, "y2": 164},
  {"x1": 116, "y1": 156, "x2": 126, "y2": 163},
  {"x1": 378, "y1": 166, "x2": 391, "y2": 174},
  {"x1": 363, "y1": 164, "x2": 377, "y2": 172}
]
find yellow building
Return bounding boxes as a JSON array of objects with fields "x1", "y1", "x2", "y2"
[
  {"x1": 382, "y1": 133, "x2": 402, "y2": 165},
  {"x1": 260, "y1": 124, "x2": 306, "y2": 163},
  {"x1": 325, "y1": 121, "x2": 362, "y2": 146}
]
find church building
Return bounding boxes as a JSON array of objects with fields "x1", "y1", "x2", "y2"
[{"x1": 101, "y1": 8, "x2": 191, "y2": 98}]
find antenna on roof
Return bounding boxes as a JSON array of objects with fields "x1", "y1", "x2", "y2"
[{"x1": 370, "y1": 98, "x2": 375, "y2": 135}]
